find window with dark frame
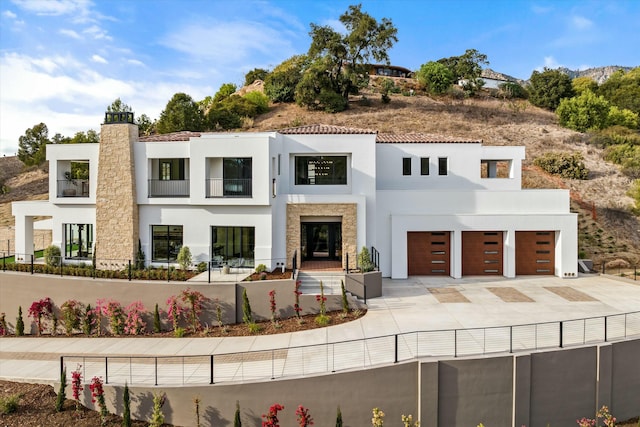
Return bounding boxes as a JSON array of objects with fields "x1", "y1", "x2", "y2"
[
  {"x1": 402, "y1": 157, "x2": 411, "y2": 175},
  {"x1": 438, "y1": 157, "x2": 448, "y2": 175},
  {"x1": 295, "y1": 155, "x2": 347, "y2": 185},
  {"x1": 211, "y1": 226, "x2": 255, "y2": 267},
  {"x1": 420, "y1": 157, "x2": 430, "y2": 175},
  {"x1": 151, "y1": 225, "x2": 183, "y2": 262}
]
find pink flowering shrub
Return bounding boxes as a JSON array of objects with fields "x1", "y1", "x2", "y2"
[
  {"x1": 28, "y1": 297, "x2": 54, "y2": 335},
  {"x1": 577, "y1": 405, "x2": 617, "y2": 427},
  {"x1": 94, "y1": 298, "x2": 107, "y2": 336},
  {"x1": 180, "y1": 288, "x2": 209, "y2": 332},
  {"x1": 71, "y1": 365, "x2": 83, "y2": 412},
  {"x1": 105, "y1": 300, "x2": 125, "y2": 335},
  {"x1": 262, "y1": 403, "x2": 284, "y2": 427},
  {"x1": 124, "y1": 301, "x2": 147, "y2": 335},
  {"x1": 89, "y1": 376, "x2": 108, "y2": 425},
  {"x1": 296, "y1": 405, "x2": 314, "y2": 427}
]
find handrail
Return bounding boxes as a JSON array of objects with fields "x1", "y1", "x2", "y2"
[{"x1": 60, "y1": 310, "x2": 640, "y2": 386}]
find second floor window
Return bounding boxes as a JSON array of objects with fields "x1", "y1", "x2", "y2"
[
  {"x1": 295, "y1": 156, "x2": 347, "y2": 185},
  {"x1": 421, "y1": 157, "x2": 430, "y2": 175},
  {"x1": 438, "y1": 157, "x2": 448, "y2": 175},
  {"x1": 402, "y1": 157, "x2": 411, "y2": 175},
  {"x1": 159, "y1": 159, "x2": 185, "y2": 180}
]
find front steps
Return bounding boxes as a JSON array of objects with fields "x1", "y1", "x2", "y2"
[{"x1": 297, "y1": 271, "x2": 345, "y2": 295}]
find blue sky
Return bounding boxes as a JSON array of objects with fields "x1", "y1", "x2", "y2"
[{"x1": 1, "y1": 0, "x2": 639, "y2": 156}]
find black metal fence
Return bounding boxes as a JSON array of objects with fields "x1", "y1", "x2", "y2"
[{"x1": 60, "y1": 311, "x2": 640, "y2": 386}]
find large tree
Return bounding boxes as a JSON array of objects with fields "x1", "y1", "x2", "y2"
[
  {"x1": 598, "y1": 67, "x2": 640, "y2": 115},
  {"x1": 528, "y1": 68, "x2": 574, "y2": 110},
  {"x1": 298, "y1": 4, "x2": 398, "y2": 110},
  {"x1": 438, "y1": 49, "x2": 489, "y2": 81},
  {"x1": 264, "y1": 54, "x2": 309, "y2": 103},
  {"x1": 416, "y1": 61, "x2": 454, "y2": 95},
  {"x1": 106, "y1": 97, "x2": 132, "y2": 112},
  {"x1": 156, "y1": 93, "x2": 204, "y2": 134},
  {"x1": 18, "y1": 123, "x2": 49, "y2": 166}
]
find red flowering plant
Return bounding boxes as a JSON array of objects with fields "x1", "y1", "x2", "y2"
[
  {"x1": 180, "y1": 288, "x2": 209, "y2": 333},
  {"x1": 293, "y1": 280, "x2": 302, "y2": 318},
  {"x1": 124, "y1": 301, "x2": 147, "y2": 335},
  {"x1": 89, "y1": 376, "x2": 108, "y2": 425},
  {"x1": 262, "y1": 403, "x2": 284, "y2": 427},
  {"x1": 315, "y1": 281, "x2": 330, "y2": 326},
  {"x1": 28, "y1": 297, "x2": 54, "y2": 335},
  {"x1": 166, "y1": 295, "x2": 185, "y2": 333},
  {"x1": 296, "y1": 405, "x2": 314, "y2": 427},
  {"x1": 71, "y1": 365, "x2": 83, "y2": 413},
  {"x1": 269, "y1": 289, "x2": 278, "y2": 324}
]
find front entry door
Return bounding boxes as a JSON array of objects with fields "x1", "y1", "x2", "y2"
[{"x1": 302, "y1": 222, "x2": 342, "y2": 261}]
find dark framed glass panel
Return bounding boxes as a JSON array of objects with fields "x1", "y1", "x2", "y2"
[
  {"x1": 402, "y1": 157, "x2": 411, "y2": 175},
  {"x1": 152, "y1": 225, "x2": 183, "y2": 261},
  {"x1": 223, "y1": 158, "x2": 252, "y2": 196},
  {"x1": 438, "y1": 157, "x2": 448, "y2": 175},
  {"x1": 295, "y1": 156, "x2": 347, "y2": 185},
  {"x1": 159, "y1": 159, "x2": 185, "y2": 180},
  {"x1": 211, "y1": 226, "x2": 255, "y2": 267},
  {"x1": 63, "y1": 223, "x2": 93, "y2": 259},
  {"x1": 420, "y1": 157, "x2": 430, "y2": 175}
]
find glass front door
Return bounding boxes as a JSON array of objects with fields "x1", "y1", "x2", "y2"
[{"x1": 301, "y1": 222, "x2": 342, "y2": 261}]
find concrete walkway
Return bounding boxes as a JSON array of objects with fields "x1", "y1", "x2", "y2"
[{"x1": 1, "y1": 274, "x2": 639, "y2": 384}]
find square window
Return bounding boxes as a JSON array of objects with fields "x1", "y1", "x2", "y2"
[
  {"x1": 402, "y1": 157, "x2": 411, "y2": 175},
  {"x1": 420, "y1": 157, "x2": 430, "y2": 175},
  {"x1": 438, "y1": 157, "x2": 448, "y2": 175}
]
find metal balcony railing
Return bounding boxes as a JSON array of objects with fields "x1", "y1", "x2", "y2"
[
  {"x1": 57, "y1": 180, "x2": 90, "y2": 197},
  {"x1": 206, "y1": 178, "x2": 252, "y2": 198},
  {"x1": 148, "y1": 179, "x2": 190, "y2": 198}
]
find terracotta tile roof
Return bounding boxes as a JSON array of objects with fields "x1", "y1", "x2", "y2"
[
  {"x1": 376, "y1": 133, "x2": 481, "y2": 144},
  {"x1": 138, "y1": 131, "x2": 202, "y2": 142},
  {"x1": 277, "y1": 124, "x2": 377, "y2": 135}
]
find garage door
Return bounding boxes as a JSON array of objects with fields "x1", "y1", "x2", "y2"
[
  {"x1": 516, "y1": 231, "x2": 555, "y2": 275},
  {"x1": 407, "y1": 231, "x2": 450, "y2": 275},
  {"x1": 462, "y1": 231, "x2": 503, "y2": 275}
]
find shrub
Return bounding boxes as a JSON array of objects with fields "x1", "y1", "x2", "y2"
[
  {"x1": 0, "y1": 312, "x2": 7, "y2": 336},
  {"x1": 105, "y1": 300, "x2": 125, "y2": 335},
  {"x1": 124, "y1": 301, "x2": 146, "y2": 335},
  {"x1": 55, "y1": 366, "x2": 66, "y2": 412},
  {"x1": 181, "y1": 288, "x2": 209, "y2": 333},
  {"x1": 82, "y1": 304, "x2": 95, "y2": 335},
  {"x1": 340, "y1": 279, "x2": 350, "y2": 314},
  {"x1": 149, "y1": 392, "x2": 166, "y2": 427},
  {"x1": 372, "y1": 407, "x2": 385, "y2": 427},
  {"x1": 71, "y1": 366, "x2": 83, "y2": 412},
  {"x1": 255, "y1": 263, "x2": 267, "y2": 273},
  {"x1": 197, "y1": 261, "x2": 207, "y2": 273},
  {"x1": 135, "y1": 239, "x2": 145, "y2": 270},
  {"x1": 294, "y1": 280, "x2": 302, "y2": 318},
  {"x1": 269, "y1": 290, "x2": 277, "y2": 324},
  {"x1": 153, "y1": 303, "x2": 161, "y2": 333},
  {"x1": 28, "y1": 297, "x2": 54, "y2": 335},
  {"x1": 336, "y1": 406, "x2": 343, "y2": 427},
  {"x1": 123, "y1": 383, "x2": 131, "y2": 427},
  {"x1": 242, "y1": 289, "x2": 253, "y2": 324},
  {"x1": 416, "y1": 61, "x2": 454, "y2": 95},
  {"x1": 590, "y1": 125, "x2": 640, "y2": 147},
  {"x1": 262, "y1": 403, "x2": 284, "y2": 427},
  {"x1": 315, "y1": 281, "x2": 330, "y2": 326},
  {"x1": 244, "y1": 91, "x2": 270, "y2": 114},
  {"x1": 89, "y1": 376, "x2": 108, "y2": 425},
  {"x1": 318, "y1": 89, "x2": 348, "y2": 113},
  {"x1": 557, "y1": 90, "x2": 611, "y2": 132},
  {"x1": 296, "y1": 405, "x2": 314, "y2": 427},
  {"x1": 234, "y1": 401, "x2": 242, "y2": 427},
  {"x1": 61, "y1": 299, "x2": 84, "y2": 336},
  {"x1": 15, "y1": 306, "x2": 24, "y2": 336},
  {"x1": 0, "y1": 394, "x2": 20, "y2": 415},
  {"x1": 357, "y1": 246, "x2": 375, "y2": 272},
  {"x1": 498, "y1": 82, "x2": 527, "y2": 99},
  {"x1": 166, "y1": 295, "x2": 185, "y2": 333},
  {"x1": 608, "y1": 105, "x2": 639, "y2": 129},
  {"x1": 533, "y1": 152, "x2": 589, "y2": 179},
  {"x1": 604, "y1": 143, "x2": 640, "y2": 178},
  {"x1": 43, "y1": 245, "x2": 61, "y2": 267},
  {"x1": 177, "y1": 245, "x2": 192, "y2": 270}
]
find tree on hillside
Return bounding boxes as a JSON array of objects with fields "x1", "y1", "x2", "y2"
[
  {"x1": 598, "y1": 67, "x2": 640, "y2": 115},
  {"x1": 69, "y1": 130, "x2": 100, "y2": 144},
  {"x1": 296, "y1": 4, "x2": 398, "y2": 111},
  {"x1": 18, "y1": 123, "x2": 49, "y2": 166},
  {"x1": 51, "y1": 133, "x2": 71, "y2": 144},
  {"x1": 572, "y1": 76, "x2": 598, "y2": 96},
  {"x1": 213, "y1": 83, "x2": 238, "y2": 103},
  {"x1": 156, "y1": 93, "x2": 204, "y2": 134},
  {"x1": 416, "y1": 61, "x2": 454, "y2": 95},
  {"x1": 528, "y1": 68, "x2": 574, "y2": 110},
  {"x1": 556, "y1": 90, "x2": 611, "y2": 132},
  {"x1": 107, "y1": 97, "x2": 133, "y2": 112},
  {"x1": 137, "y1": 113, "x2": 155, "y2": 136},
  {"x1": 437, "y1": 49, "x2": 489, "y2": 95},
  {"x1": 264, "y1": 54, "x2": 309, "y2": 103},
  {"x1": 244, "y1": 68, "x2": 269, "y2": 86}
]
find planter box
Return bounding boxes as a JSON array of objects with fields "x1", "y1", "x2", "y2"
[{"x1": 345, "y1": 270, "x2": 382, "y2": 300}]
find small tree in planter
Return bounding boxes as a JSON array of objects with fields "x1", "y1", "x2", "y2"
[
  {"x1": 153, "y1": 303, "x2": 162, "y2": 333},
  {"x1": 177, "y1": 245, "x2": 192, "y2": 270},
  {"x1": 357, "y1": 246, "x2": 374, "y2": 272},
  {"x1": 55, "y1": 366, "x2": 67, "y2": 412},
  {"x1": 135, "y1": 239, "x2": 145, "y2": 270},
  {"x1": 16, "y1": 306, "x2": 24, "y2": 336},
  {"x1": 28, "y1": 297, "x2": 54, "y2": 335},
  {"x1": 242, "y1": 289, "x2": 259, "y2": 333},
  {"x1": 234, "y1": 401, "x2": 242, "y2": 427},
  {"x1": 180, "y1": 288, "x2": 209, "y2": 333},
  {"x1": 123, "y1": 383, "x2": 131, "y2": 427}
]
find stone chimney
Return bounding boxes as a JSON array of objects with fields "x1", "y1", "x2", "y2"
[{"x1": 95, "y1": 112, "x2": 139, "y2": 266}]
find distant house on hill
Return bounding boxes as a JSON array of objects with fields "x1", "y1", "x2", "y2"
[
  {"x1": 458, "y1": 68, "x2": 522, "y2": 90},
  {"x1": 369, "y1": 64, "x2": 413, "y2": 78}
]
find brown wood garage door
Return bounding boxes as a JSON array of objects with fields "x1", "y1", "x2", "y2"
[
  {"x1": 407, "y1": 231, "x2": 450, "y2": 275},
  {"x1": 516, "y1": 231, "x2": 555, "y2": 275},
  {"x1": 462, "y1": 231, "x2": 503, "y2": 275}
]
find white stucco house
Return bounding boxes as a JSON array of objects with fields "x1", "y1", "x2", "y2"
[{"x1": 12, "y1": 113, "x2": 578, "y2": 279}]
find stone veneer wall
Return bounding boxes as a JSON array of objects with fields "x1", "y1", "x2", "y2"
[
  {"x1": 286, "y1": 203, "x2": 357, "y2": 269},
  {"x1": 95, "y1": 123, "x2": 139, "y2": 265}
]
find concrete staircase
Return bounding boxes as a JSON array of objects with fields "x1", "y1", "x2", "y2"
[{"x1": 297, "y1": 271, "x2": 345, "y2": 295}]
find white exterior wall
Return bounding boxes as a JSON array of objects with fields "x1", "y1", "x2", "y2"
[
  {"x1": 377, "y1": 189, "x2": 577, "y2": 279},
  {"x1": 47, "y1": 143, "x2": 99, "y2": 204}
]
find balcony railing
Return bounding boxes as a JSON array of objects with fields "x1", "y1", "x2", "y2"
[
  {"x1": 57, "y1": 180, "x2": 90, "y2": 197},
  {"x1": 206, "y1": 178, "x2": 252, "y2": 198},
  {"x1": 148, "y1": 179, "x2": 190, "y2": 198}
]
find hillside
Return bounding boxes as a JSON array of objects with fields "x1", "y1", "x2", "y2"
[{"x1": 1, "y1": 93, "x2": 639, "y2": 266}]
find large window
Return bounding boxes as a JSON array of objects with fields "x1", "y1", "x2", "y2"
[
  {"x1": 152, "y1": 225, "x2": 183, "y2": 262},
  {"x1": 295, "y1": 156, "x2": 347, "y2": 185},
  {"x1": 159, "y1": 159, "x2": 185, "y2": 180},
  {"x1": 63, "y1": 223, "x2": 93, "y2": 259},
  {"x1": 223, "y1": 158, "x2": 252, "y2": 196},
  {"x1": 211, "y1": 226, "x2": 255, "y2": 267}
]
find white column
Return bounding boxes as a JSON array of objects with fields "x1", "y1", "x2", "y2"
[
  {"x1": 14, "y1": 215, "x2": 34, "y2": 262},
  {"x1": 451, "y1": 230, "x2": 462, "y2": 279}
]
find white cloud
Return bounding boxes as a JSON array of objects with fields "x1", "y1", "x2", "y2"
[
  {"x1": 83, "y1": 24, "x2": 112, "y2": 41},
  {"x1": 11, "y1": 0, "x2": 90, "y2": 16},
  {"x1": 91, "y1": 54, "x2": 107, "y2": 64},
  {"x1": 535, "y1": 56, "x2": 563, "y2": 71},
  {"x1": 59, "y1": 28, "x2": 80, "y2": 39},
  {"x1": 161, "y1": 21, "x2": 294, "y2": 63},
  {"x1": 126, "y1": 59, "x2": 145, "y2": 67},
  {"x1": 531, "y1": 4, "x2": 553, "y2": 14},
  {"x1": 3, "y1": 10, "x2": 17, "y2": 18},
  {"x1": 571, "y1": 15, "x2": 593, "y2": 30}
]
